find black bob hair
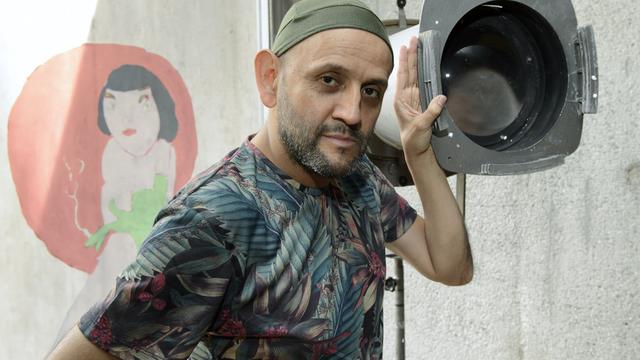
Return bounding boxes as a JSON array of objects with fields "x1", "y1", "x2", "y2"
[{"x1": 97, "y1": 64, "x2": 178, "y2": 141}]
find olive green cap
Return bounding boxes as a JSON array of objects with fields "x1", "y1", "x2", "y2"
[{"x1": 271, "y1": 0, "x2": 393, "y2": 66}]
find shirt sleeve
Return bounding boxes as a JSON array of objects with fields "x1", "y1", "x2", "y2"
[
  {"x1": 79, "y1": 202, "x2": 241, "y2": 359},
  {"x1": 372, "y1": 165, "x2": 418, "y2": 243}
]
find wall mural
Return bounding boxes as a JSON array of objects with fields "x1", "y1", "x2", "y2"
[{"x1": 7, "y1": 43, "x2": 197, "y2": 338}]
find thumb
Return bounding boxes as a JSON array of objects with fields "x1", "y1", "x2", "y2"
[
  {"x1": 429, "y1": 95, "x2": 447, "y2": 113},
  {"x1": 416, "y1": 95, "x2": 447, "y2": 130}
]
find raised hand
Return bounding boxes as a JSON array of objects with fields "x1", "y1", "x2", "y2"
[{"x1": 393, "y1": 36, "x2": 447, "y2": 162}]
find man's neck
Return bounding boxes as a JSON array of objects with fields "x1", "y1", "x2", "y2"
[{"x1": 251, "y1": 125, "x2": 332, "y2": 189}]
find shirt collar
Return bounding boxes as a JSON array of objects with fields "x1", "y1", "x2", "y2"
[{"x1": 242, "y1": 137, "x2": 332, "y2": 197}]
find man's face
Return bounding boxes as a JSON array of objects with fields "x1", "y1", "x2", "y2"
[{"x1": 275, "y1": 28, "x2": 392, "y2": 178}]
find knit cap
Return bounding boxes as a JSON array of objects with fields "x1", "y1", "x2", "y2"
[{"x1": 271, "y1": 0, "x2": 393, "y2": 66}]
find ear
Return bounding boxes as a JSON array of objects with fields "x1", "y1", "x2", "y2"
[{"x1": 254, "y1": 49, "x2": 280, "y2": 108}]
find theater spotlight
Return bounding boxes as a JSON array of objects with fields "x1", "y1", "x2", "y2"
[{"x1": 374, "y1": 0, "x2": 598, "y2": 176}]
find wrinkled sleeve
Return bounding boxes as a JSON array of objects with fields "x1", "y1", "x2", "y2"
[
  {"x1": 79, "y1": 203, "x2": 240, "y2": 359},
  {"x1": 372, "y1": 165, "x2": 417, "y2": 243}
]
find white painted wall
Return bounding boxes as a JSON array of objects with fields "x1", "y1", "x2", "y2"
[
  {"x1": 1, "y1": 1, "x2": 638, "y2": 359},
  {"x1": 0, "y1": 2, "x2": 99, "y2": 359},
  {"x1": 0, "y1": 1, "x2": 260, "y2": 358}
]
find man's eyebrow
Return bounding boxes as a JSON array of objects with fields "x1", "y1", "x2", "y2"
[
  {"x1": 308, "y1": 62, "x2": 349, "y2": 74},
  {"x1": 365, "y1": 77, "x2": 388, "y2": 89},
  {"x1": 309, "y1": 62, "x2": 388, "y2": 88}
]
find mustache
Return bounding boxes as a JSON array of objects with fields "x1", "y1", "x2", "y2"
[{"x1": 318, "y1": 123, "x2": 366, "y2": 144}]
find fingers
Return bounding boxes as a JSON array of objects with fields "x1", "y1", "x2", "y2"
[
  {"x1": 397, "y1": 94, "x2": 446, "y2": 132},
  {"x1": 395, "y1": 38, "x2": 446, "y2": 131},
  {"x1": 397, "y1": 45, "x2": 408, "y2": 91},
  {"x1": 407, "y1": 37, "x2": 418, "y2": 87},
  {"x1": 396, "y1": 37, "x2": 419, "y2": 91}
]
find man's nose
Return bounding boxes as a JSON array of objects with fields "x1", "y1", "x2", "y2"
[{"x1": 332, "y1": 87, "x2": 362, "y2": 127}]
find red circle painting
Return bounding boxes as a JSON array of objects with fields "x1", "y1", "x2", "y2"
[{"x1": 8, "y1": 44, "x2": 197, "y2": 273}]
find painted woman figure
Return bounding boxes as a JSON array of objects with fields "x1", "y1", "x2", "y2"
[
  {"x1": 87, "y1": 64, "x2": 178, "y2": 250},
  {"x1": 56, "y1": 64, "x2": 179, "y2": 342},
  {"x1": 9, "y1": 44, "x2": 196, "y2": 354}
]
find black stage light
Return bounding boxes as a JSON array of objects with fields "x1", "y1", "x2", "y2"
[{"x1": 373, "y1": 0, "x2": 598, "y2": 176}]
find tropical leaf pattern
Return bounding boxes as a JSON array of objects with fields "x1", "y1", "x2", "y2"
[{"x1": 80, "y1": 140, "x2": 416, "y2": 359}]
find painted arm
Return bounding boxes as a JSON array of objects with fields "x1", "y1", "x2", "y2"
[
  {"x1": 385, "y1": 37, "x2": 473, "y2": 286},
  {"x1": 100, "y1": 140, "x2": 131, "y2": 223},
  {"x1": 154, "y1": 140, "x2": 176, "y2": 198},
  {"x1": 167, "y1": 144, "x2": 176, "y2": 198},
  {"x1": 100, "y1": 176, "x2": 117, "y2": 224}
]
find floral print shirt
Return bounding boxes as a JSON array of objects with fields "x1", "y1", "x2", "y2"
[{"x1": 80, "y1": 139, "x2": 417, "y2": 359}]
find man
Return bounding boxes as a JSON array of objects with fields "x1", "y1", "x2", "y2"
[{"x1": 49, "y1": 0, "x2": 472, "y2": 358}]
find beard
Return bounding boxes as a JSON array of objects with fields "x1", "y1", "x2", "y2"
[{"x1": 277, "y1": 89, "x2": 371, "y2": 179}]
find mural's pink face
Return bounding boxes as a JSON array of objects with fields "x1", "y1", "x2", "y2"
[{"x1": 102, "y1": 87, "x2": 160, "y2": 156}]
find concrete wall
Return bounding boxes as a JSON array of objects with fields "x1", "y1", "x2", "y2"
[{"x1": 1, "y1": 1, "x2": 638, "y2": 359}]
